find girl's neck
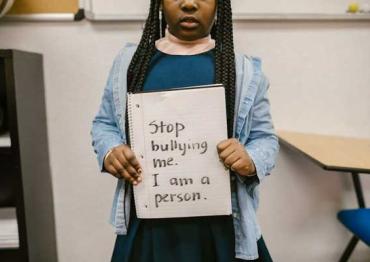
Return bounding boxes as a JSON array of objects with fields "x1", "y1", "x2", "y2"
[{"x1": 155, "y1": 28, "x2": 215, "y2": 55}]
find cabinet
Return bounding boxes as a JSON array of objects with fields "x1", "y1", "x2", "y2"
[{"x1": 0, "y1": 50, "x2": 57, "y2": 262}]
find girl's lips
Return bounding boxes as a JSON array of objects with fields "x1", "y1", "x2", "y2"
[
  {"x1": 179, "y1": 20, "x2": 199, "y2": 29},
  {"x1": 179, "y1": 16, "x2": 200, "y2": 29}
]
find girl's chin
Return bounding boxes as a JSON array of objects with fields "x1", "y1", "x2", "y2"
[{"x1": 174, "y1": 30, "x2": 205, "y2": 41}]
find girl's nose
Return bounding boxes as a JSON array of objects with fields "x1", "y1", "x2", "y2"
[{"x1": 180, "y1": 0, "x2": 198, "y2": 12}]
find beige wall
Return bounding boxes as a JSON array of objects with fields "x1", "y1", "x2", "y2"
[{"x1": 0, "y1": 19, "x2": 369, "y2": 261}]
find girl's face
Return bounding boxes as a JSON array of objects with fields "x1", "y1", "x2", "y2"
[{"x1": 162, "y1": 0, "x2": 217, "y2": 41}]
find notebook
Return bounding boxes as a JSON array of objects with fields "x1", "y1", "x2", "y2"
[{"x1": 127, "y1": 84, "x2": 232, "y2": 219}]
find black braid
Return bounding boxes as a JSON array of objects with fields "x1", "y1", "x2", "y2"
[
  {"x1": 127, "y1": 0, "x2": 236, "y2": 138},
  {"x1": 160, "y1": 8, "x2": 167, "y2": 38},
  {"x1": 221, "y1": 0, "x2": 236, "y2": 138},
  {"x1": 127, "y1": 0, "x2": 160, "y2": 93}
]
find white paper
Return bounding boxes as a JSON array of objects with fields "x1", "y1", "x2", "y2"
[
  {"x1": 0, "y1": 132, "x2": 11, "y2": 147},
  {"x1": 0, "y1": 208, "x2": 19, "y2": 248},
  {"x1": 127, "y1": 85, "x2": 232, "y2": 219}
]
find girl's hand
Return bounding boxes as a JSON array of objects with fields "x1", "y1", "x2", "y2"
[
  {"x1": 217, "y1": 138, "x2": 256, "y2": 177},
  {"x1": 103, "y1": 144, "x2": 142, "y2": 185}
]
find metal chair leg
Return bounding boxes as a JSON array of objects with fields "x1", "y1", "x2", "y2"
[
  {"x1": 339, "y1": 235, "x2": 359, "y2": 262},
  {"x1": 351, "y1": 172, "x2": 365, "y2": 208}
]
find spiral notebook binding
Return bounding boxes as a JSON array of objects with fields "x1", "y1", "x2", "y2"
[
  {"x1": 126, "y1": 92, "x2": 145, "y2": 218},
  {"x1": 126, "y1": 93, "x2": 135, "y2": 151}
]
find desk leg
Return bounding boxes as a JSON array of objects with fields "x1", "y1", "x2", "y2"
[{"x1": 351, "y1": 172, "x2": 365, "y2": 208}]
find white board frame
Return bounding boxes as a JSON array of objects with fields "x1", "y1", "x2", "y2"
[{"x1": 84, "y1": 0, "x2": 370, "y2": 21}]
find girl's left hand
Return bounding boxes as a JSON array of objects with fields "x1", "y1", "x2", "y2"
[{"x1": 217, "y1": 138, "x2": 256, "y2": 177}]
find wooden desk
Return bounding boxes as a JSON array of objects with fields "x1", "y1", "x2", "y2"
[
  {"x1": 278, "y1": 130, "x2": 370, "y2": 174},
  {"x1": 277, "y1": 130, "x2": 370, "y2": 261}
]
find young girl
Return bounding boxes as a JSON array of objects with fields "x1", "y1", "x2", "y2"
[{"x1": 90, "y1": 0, "x2": 279, "y2": 261}]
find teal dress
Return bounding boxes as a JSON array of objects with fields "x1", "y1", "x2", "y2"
[{"x1": 111, "y1": 48, "x2": 272, "y2": 262}]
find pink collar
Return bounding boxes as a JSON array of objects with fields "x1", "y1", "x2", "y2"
[{"x1": 155, "y1": 28, "x2": 215, "y2": 55}]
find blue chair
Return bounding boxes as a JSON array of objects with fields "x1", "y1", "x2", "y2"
[
  {"x1": 338, "y1": 209, "x2": 370, "y2": 245},
  {"x1": 337, "y1": 173, "x2": 370, "y2": 262}
]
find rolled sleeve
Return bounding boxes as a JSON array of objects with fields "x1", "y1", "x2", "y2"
[{"x1": 243, "y1": 73, "x2": 279, "y2": 186}]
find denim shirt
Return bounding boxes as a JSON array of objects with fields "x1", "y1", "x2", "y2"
[{"x1": 90, "y1": 43, "x2": 279, "y2": 260}]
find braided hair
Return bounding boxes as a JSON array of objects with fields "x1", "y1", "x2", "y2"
[{"x1": 127, "y1": 0, "x2": 236, "y2": 138}]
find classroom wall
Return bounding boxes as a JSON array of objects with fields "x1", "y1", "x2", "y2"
[{"x1": 0, "y1": 18, "x2": 369, "y2": 261}]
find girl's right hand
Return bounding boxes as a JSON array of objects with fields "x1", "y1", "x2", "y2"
[{"x1": 103, "y1": 144, "x2": 142, "y2": 185}]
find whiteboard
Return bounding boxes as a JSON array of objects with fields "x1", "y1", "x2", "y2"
[
  {"x1": 85, "y1": 0, "x2": 359, "y2": 21},
  {"x1": 233, "y1": 0, "x2": 350, "y2": 14}
]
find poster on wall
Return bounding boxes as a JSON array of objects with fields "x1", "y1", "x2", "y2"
[{"x1": 4, "y1": 0, "x2": 84, "y2": 21}]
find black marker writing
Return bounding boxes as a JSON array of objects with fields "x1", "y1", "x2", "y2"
[
  {"x1": 152, "y1": 173, "x2": 159, "y2": 187},
  {"x1": 154, "y1": 192, "x2": 202, "y2": 208},
  {"x1": 201, "y1": 176, "x2": 210, "y2": 185},
  {"x1": 151, "y1": 140, "x2": 208, "y2": 156},
  {"x1": 149, "y1": 120, "x2": 185, "y2": 138},
  {"x1": 152, "y1": 157, "x2": 174, "y2": 168},
  {"x1": 169, "y1": 177, "x2": 193, "y2": 186}
]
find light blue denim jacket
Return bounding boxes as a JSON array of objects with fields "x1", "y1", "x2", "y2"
[{"x1": 90, "y1": 43, "x2": 279, "y2": 260}]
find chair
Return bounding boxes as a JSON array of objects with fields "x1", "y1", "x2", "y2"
[{"x1": 337, "y1": 173, "x2": 370, "y2": 262}]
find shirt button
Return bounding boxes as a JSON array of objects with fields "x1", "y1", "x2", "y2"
[
  {"x1": 231, "y1": 176, "x2": 236, "y2": 181},
  {"x1": 233, "y1": 213, "x2": 238, "y2": 219}
]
